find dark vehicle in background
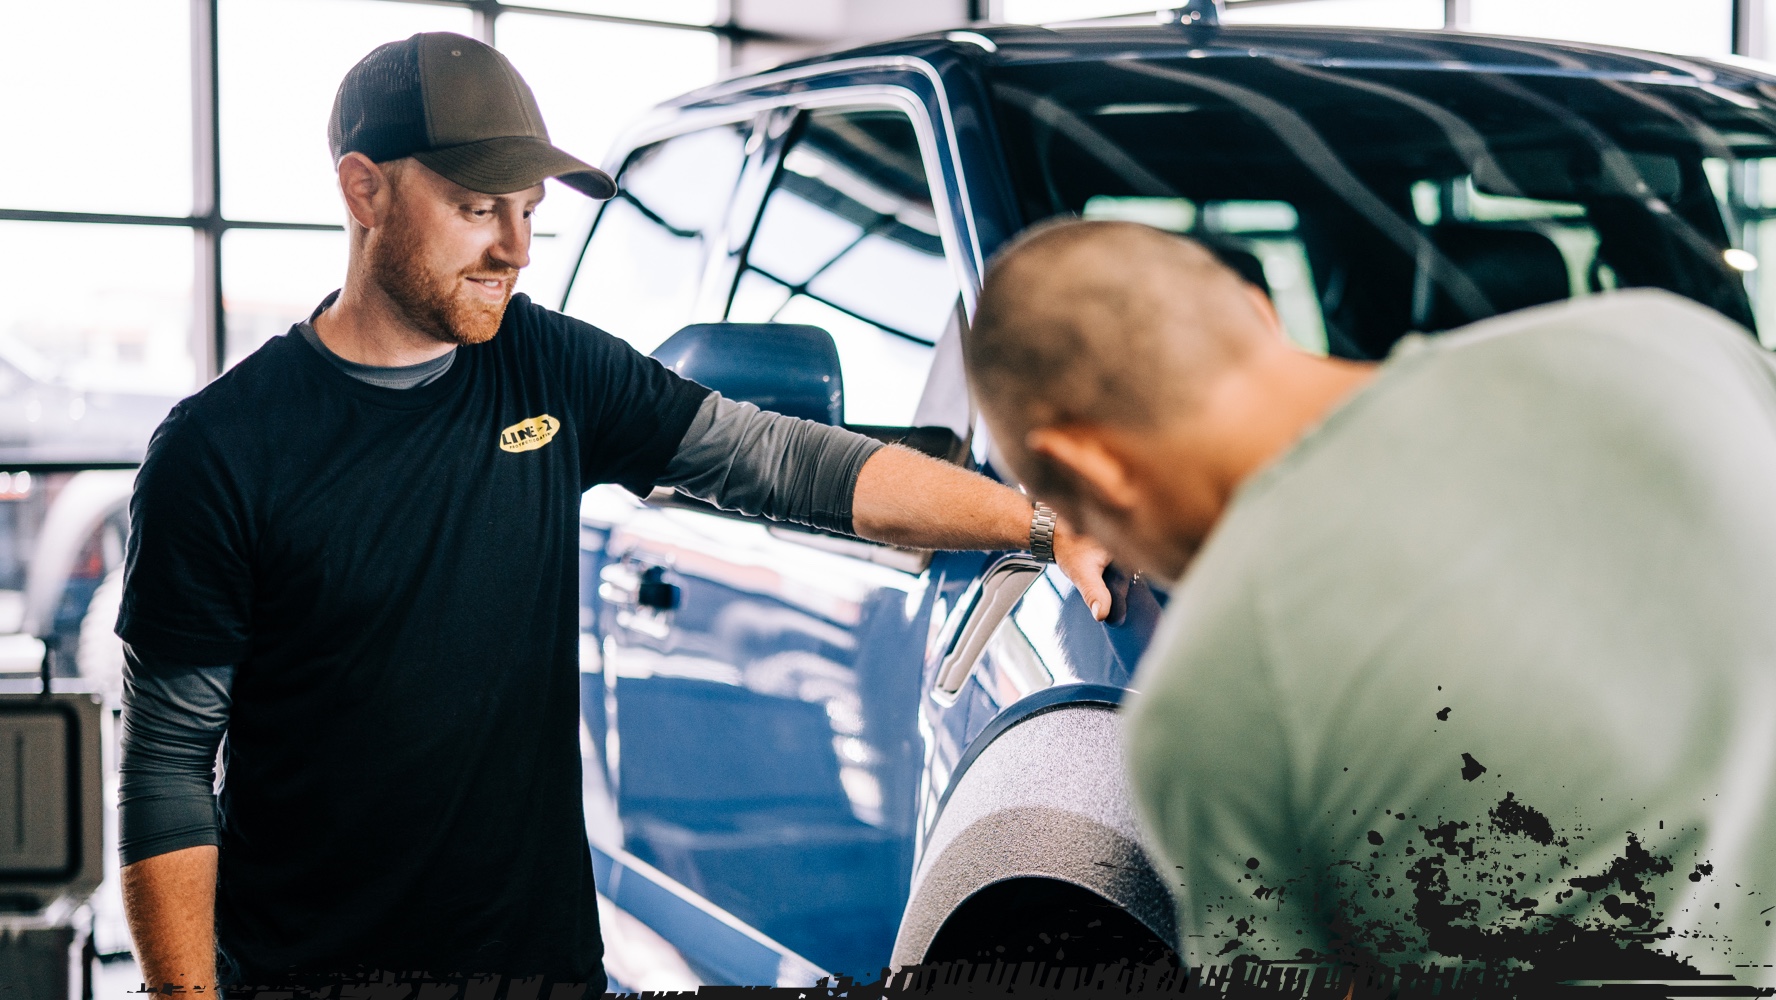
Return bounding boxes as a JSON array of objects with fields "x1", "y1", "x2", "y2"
[{"x1": 560, "y1": 10, "x2": 1776, "y2": 983}]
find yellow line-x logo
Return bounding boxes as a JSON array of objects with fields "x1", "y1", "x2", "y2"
[{"x1": 499, "y1": 414, "x2": 560, "y2": 453}]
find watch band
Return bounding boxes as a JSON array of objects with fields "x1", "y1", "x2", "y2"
[{"x1": 1029, "y1": 502, "x2": 1058, "y2": 563}]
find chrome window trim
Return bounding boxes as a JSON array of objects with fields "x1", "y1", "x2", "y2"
[
  {"x1": 609, "y1": 55, "x2": 987, "y2": 301},
  {"x1": 559, "y1": 114, "x2": 762, "y2": 320},
  {"x1": 583, "y1": 58, "x2": 991, "y2": 481},
  {"x1": 750, "y1": 85, "x2": 975, "y2": 327},
  {"x1": 581, "y1": 85, "x2": 977, "y2": 556}
]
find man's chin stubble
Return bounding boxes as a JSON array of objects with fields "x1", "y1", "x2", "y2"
[
  {"x1": 388, "y1": 278, "x2": 512, "y2": 347},
  {"x1": 439, "y1": 287, "x2": 511, "y2": 346}
]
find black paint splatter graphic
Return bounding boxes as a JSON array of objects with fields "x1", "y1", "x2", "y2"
[
  {"x1": 1192, "y1": 786, "x2": 1770, "y2": 995},
  {"x1": 1420, "y1": 819, "x2": 1475, "y2": 859},
  {"x1": 1564, "y1": 831, "x2": 1672, "y2": 929},
  {"x1": 1489, "y1": 792, "x2": 1556, "y2": 846}
]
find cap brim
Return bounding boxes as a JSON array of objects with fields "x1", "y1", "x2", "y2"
[{"x1": 413, "y1": 135, "x2": 616, "y2": 200}]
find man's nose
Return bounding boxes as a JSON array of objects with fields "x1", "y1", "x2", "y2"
[{"x1": 492, "y1": 207, "x2": 531, "y2": 271}]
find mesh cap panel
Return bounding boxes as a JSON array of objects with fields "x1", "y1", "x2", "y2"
[{"x1": 328, "y1": 37, "x2": 428, "y2": 166}]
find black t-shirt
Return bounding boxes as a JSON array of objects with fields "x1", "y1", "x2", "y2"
[{"x1": 117, "y1": 294, "x2": 709, "y2": 984}]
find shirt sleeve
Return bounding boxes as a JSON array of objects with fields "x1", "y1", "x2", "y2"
[
  {"x1": 118, "y1": 643, "x2": 233, "y2": 866},
  {"x1": 548, "y1": 303, "x2": 711, "y2": 495},
  {"x1": 115, "y1": 407, "x2": 255, "y2": 666},
  {"x1": 656, "y1": 393, "x2": 885, "y2": 536}
]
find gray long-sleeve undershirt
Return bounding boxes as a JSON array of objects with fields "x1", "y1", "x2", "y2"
[
  {"x1": 656, "y1": 393, "x2": 880, "y2": 535},
  {"x1": 298, "y1": 321, "x2": 456, "y2": 388},
  {"x1": 118, "y1": 335, "x2": 884, "y2": 865},
  {"x1": 118, "y1": 645, "x2": 232, "y2": 864}
]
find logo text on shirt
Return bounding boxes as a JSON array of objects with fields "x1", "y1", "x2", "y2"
[{"x1": 499, "y1": 415, "x2": 560, "y2": 453}]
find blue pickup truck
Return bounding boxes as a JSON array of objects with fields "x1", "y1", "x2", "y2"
[{"x1": 559, "y1": 9, "x2": 1776, "y2": 983}]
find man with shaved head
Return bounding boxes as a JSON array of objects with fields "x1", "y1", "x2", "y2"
[
  {"x1": 968, "y1": 218, "x2": 1776, "y2": 988},
  {"x1": 967, "y1": 221, "x2": 1372, "y2": 579}
]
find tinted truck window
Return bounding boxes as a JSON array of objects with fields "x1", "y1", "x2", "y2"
[
  {"x1": 989, "y1": 58, "x2": 1775, "y2": 359},
  {"x1": 729, "y1": 108, "x2": 956, "y2": 426},
  {"x1": 565, "y1": 121, "x2": 750, "y2": 353}
]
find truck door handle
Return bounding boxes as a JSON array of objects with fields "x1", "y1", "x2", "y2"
[
  {"x1": 931, "y1": 556, "x2": 1044, "y2": 698},
  {"x1": 636, "y1": 567, "x2": 681, "y2": 610}
]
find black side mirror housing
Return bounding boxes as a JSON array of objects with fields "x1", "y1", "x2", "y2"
[{"x1": 651, "y1": 323, "x2": 844, "y2": 426}]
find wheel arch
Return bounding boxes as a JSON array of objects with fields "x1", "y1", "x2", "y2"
[{"x1": 890, "y1": 703, "x2": 1179, "y2": 967}]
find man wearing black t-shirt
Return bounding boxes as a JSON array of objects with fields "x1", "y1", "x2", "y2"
[{"x1": 115, "y1": 32, "x2": 1111, "y2": 994}]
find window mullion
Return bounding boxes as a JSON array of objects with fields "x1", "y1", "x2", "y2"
[
  {"x1": 473, "y1": 0, "x2": 497, "y2": 42},
  {"x1": 193, "y1": 0, "x2": 225, "y2": 380}
]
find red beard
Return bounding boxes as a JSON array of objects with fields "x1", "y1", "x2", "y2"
[{"x1": 366, "y1": 201, "x2": 518, "y2": 347}]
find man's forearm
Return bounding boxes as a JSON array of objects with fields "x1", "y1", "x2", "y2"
[
  {"x1": 852, "y1": 446, "x2": 1115, "y2": 619},
  {"x1": 851, "y1": 445, "x2": 1030, "y2": 551},
  {"x1": 123, "y1": 845, "x2": 219, "y2": 994}
]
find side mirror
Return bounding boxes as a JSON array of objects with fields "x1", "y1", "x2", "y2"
[{"x1": 651, "y1": 323, "x2": 843, "y2": 426}]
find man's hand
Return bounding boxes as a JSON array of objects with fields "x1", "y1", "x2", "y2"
[
  {"x1": 122, "y1": 846, "x2": 218, "y2": 995},
  {"x1": 851, "y1": 445, "x2": 1115, "y2": 619},
  {"x1": 1053, "y1": 520, "x2": 1114, "y2": 618}
]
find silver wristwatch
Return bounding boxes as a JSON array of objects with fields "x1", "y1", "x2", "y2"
[{"x1": 1028, "y1": 502, "x2": 1058, "y2": 563}]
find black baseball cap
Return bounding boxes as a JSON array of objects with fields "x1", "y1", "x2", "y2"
[{"x1": 328, "y1": 32, "x2": 616, "y2": 200}]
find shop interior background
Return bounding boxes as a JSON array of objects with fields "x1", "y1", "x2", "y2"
[{"x1": 0, "y1": 0, "x2": 1769, "y2": 993}]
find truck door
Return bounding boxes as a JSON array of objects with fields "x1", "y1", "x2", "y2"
[
  {"x1": 564, "y1": 115, "x2": 756, "y2": 849},
  {"x1": 597, "y1": 101, "x2": 968, "y2": 979}
]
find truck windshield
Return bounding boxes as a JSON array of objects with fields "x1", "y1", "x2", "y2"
[{"x1": 986, "y1": 55, "x2": 1776, "y2": 359}]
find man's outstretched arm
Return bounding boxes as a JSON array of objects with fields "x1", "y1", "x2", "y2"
[
  {"x1": 658, "y1": 394, "x2": 1115, "y2": 617},
  {"x1": 850, "y1": 444, "x2": 1113, "y2": 618}
]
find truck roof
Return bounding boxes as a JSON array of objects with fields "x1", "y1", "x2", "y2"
[{"x1": 670, "y1": 20, "x2": 1776, "y2": 109}]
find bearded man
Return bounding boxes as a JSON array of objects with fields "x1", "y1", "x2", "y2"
[{"x1": 115, "y1": 33, "x2": 1110, "y2": 992}]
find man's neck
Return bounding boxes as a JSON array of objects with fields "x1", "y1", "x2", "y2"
[
  {"x1": 1189, "y1": 345, "x2": 1379, "y2": 502},
  {"x1": 312, "y1": 277, "x2": 457, "y2": 367}
]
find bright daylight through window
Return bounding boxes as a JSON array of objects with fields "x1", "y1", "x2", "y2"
[{"x1": 0, "y1": 0, "x2": 719, "y2": 701}]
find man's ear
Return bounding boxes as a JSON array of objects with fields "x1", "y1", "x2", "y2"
[
  {"x1": 337, "y1": 152, "x2": 392, "y2": 231},
  {"x1": 1240, "y1": 281, "x2": 1286, "y2": 340},
  {"x1": 1024, "y1": 425, "x2": 1143, "y2": 513}
]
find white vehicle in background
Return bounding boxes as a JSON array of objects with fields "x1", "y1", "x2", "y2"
[{"x1": 0, "y1": 337, "x2": 177, "y2": 697}]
